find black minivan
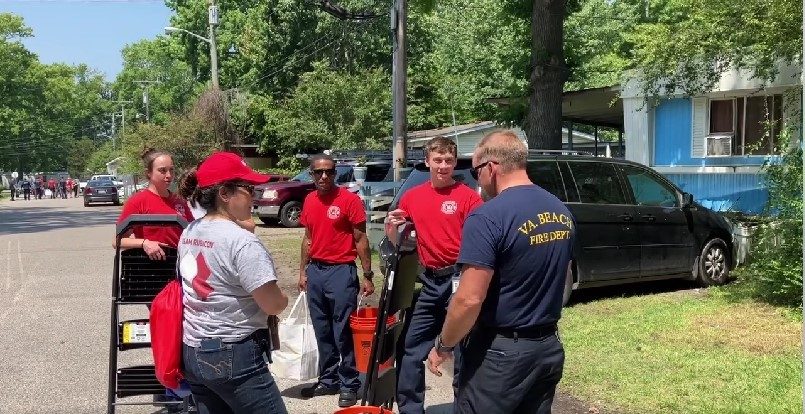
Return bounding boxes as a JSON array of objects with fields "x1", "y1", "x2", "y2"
[{"x1": 386, "y1": 152, "x2": 734, "y2": 305}]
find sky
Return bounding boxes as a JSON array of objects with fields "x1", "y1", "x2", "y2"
[{"x1": 0, "y1": 0, "x2": 173, "y2": 80}]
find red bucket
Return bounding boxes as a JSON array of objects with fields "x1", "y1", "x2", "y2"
[{"x1": 349, "y1": 307, "x2": 396, "y2": 373}]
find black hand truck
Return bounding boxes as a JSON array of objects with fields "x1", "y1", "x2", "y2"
[{"x1": 361, "y1": 222, "x2": 419, "y2": 408}]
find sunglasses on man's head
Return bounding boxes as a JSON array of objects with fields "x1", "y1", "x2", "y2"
[
  {"x1": 470, "y1": 161, "x2": 497, "y2": 179},
  {"x1": 311, "y1": 168, "x2": 337, "y2": 177}
]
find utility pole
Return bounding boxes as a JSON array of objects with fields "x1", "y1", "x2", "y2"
[
  {"x1": 391, "y1": 0, "x2": 407, "y2": 181},
  {"x1": 208, "y1": 0, "x2": 220, "y2": 90},
  {"x1": 133, "y1": 80, "x2": 160, "y2": 122},
  {"x1": 112, "y1": 100, "x2": 133, "y2": 150}
]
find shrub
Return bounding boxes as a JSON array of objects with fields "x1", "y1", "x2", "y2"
[{"x1": 743, "y1": 127, "x2": 802, "y2": 307}]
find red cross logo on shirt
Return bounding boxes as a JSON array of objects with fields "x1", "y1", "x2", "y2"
[
  {"x1": 180, "y1": 252, "x2": 214, "y2": 300},
  {"x1": 441, "y1": 201, "x2": 457, "y2": 215},
  {"x1": 327, "y1": 206, "x2": 341, "y2": 220}
]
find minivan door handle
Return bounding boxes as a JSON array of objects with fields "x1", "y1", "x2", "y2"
[
  {"x1": 641, "y1": 214, "x2": 656, "y2": 222},
  {"x1": 619, "y1": 213, "x2": 634, "y2": 222}
]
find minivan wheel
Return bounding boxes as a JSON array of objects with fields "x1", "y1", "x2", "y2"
[
  {"x1": 562, "y1": 262, "x2": 574, "y2": 306},
  {"x1": 697, "y1": 238, "x2": 730, "y2": 286},
  {"x1": 279, "y1": 201, "x2": 302, "y2": 227}
]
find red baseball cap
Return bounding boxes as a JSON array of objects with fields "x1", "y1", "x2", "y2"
[{"x1": 196, "y1": 152, "x2": 270, "y2": 187}]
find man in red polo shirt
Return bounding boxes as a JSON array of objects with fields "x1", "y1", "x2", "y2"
[
  {"x1": 298, "y1": 154, "x2": 374, "y2": 408},
  {"x1": 385, "y1": 136, "x2": 483, "y2": 414}
]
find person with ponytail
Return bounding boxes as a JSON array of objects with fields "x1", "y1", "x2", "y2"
[
  {"x1": 177, "y1": 151, "x2": 288, "y2": 414},
  {"x1": 180, "y1": 163, "x2": 257, "y2": 233},
  {"x1": 115, "y1": 148, "x2": 195, "y2": 260}
]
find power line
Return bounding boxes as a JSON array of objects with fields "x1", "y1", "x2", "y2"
[{"x1": 237, "y1": 33, "x2": 345, "y2": 91}]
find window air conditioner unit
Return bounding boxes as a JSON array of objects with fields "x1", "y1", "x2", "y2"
[{"x1": 706, "y1": 134, "x2": 733, "y2": 157}]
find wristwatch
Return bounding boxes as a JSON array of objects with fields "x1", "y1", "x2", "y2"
[
  {"x1": 435, "y1": 334, "x2": 454, "y2": 353},
  {"x1": 363, "y1": 270, "x2": 375, "y2": 280}
]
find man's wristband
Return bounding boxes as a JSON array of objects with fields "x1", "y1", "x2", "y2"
[
  {"x1": 141, "y1": 239, "x2": 146, "y2": 249},
  {"x1": 363, "y1": 270, "x2": 375, "y2": 280}
]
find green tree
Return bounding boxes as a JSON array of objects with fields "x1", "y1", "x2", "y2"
[
  {"x1": 0, "y1": 14, "x2": 111, "y2": 173},
  {"x1": 626, "y1": 0, "x2": 802, "y2": 96},
  {"x1": 113, "y1": 37, "x2": 205, "y2": 125},
  {"x1": 248, "y1": 62, "x2": 391, "y2": 166},
  {"x1": 85, "y1": 140, "x2": 120, "y2": 176}
]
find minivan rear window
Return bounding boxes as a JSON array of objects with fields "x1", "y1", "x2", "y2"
[
  {"x1": 525, "y1": 161, "x2": 567, "y2": 201},
  {"x1": 567, "y1": 162, "x2": 627, "y2": 205}
]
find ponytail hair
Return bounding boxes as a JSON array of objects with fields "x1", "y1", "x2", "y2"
[
  {"x1": 141, "y1": 147, "x2": 171, "y2": 172},
  {"x1": 179, "y1": 168, "x2": 199, "y2": 200},
  {"x1": 179, "y1": 167, "x2": 229, "y2": 211}
]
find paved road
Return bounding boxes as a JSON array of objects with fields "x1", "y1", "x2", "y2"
[{"x1": 0, "y1": 196, "x2": 594, "y2": 414}]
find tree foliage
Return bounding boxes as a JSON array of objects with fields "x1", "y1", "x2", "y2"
[
  {"x1": 625, "y1": 0, "x2": 802, "y2": 96},
  {"x1": 742, "y1": 122, "x2": 803, "y2": 307},
  {"x1": 117, "y1": 89, "x2": 234, "y2": 175},
  {"x1": 245, "y1": 62, "x2": 391, "y2": 168},
  {"x1": 113, "y1": 37, "x2": 205, "y2": 125},
  {"x1": 0, "y1": 13, "x2": 111, "y2": 175}
]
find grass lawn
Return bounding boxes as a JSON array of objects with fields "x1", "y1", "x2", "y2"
[
  {"x1": 258, "y1": 231, "x2": 382, "y2": 274},
  {"x1": 559, "y1": 281, "x2": 802, "y2": 414}
]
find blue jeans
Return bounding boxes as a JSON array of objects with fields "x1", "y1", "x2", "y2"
[
  {"x1": 306, "y1": 261, "x2": 361, "y2": 391},
  {"x1": 182, "y1": 331, "x2": 287, "y2": 414},
  {"x1": 397, "y1": 269, "x2": 462, "y2": 414}
]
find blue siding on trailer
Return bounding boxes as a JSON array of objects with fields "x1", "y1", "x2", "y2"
[
  {"x1": 654, "y1": 99, "x2": 693, "y2": 166},
  {"x1": 653, "y1": 98, "x2": 771, "y2": 167},
  {"x1": 663, "y1": 173, "x2": 768, "y2": 214}
]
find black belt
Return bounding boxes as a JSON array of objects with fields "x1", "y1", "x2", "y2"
[
  {"x1": 310, "y1": 259, "x2": 354, "y2": 267},
  {"x1": 424, "y1": 264, "x2": 460, "y2": 278},
  {"x1": 494, "y1": 324, "x2": 557, "y2": 339}
]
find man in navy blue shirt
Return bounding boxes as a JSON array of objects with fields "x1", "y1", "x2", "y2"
[{"x1": 426, "y1": 130, "x2": 574, "y2": 414}]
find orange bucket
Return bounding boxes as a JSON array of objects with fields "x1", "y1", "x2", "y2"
[
  {"x1": 349, "y1": 307, "x2": 396, "y2": 373},
  {"x1": 333, "y1": 406, "x2": 394, "y2": 414}
]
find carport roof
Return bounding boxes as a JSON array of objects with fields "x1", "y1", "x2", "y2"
[
  {"x1": 486, "y1": 84, "x2": 624, "y2": 130},
  {"x1": 562, "y1": 85, "x2": 623, "y2": 129}
]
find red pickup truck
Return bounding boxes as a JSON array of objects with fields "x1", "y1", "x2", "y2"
[{"x1": 252, "y1": 162, "x2": 392, "y2": 227}]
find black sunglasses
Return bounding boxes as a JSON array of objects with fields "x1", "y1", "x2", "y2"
[
  {"x1": 311, "y1": 168, "x2": 337, "y2": 177},
  {"x1": 233, "y1": 183, "x2": 255, "y2": 194},
  {"x1": 470, "y1": 161, "x2": 497, "y2": 179}
]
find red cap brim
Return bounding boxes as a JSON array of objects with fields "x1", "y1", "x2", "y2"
[{"x1": 241, "y1": 171, "x2": 271, "y2": 184}]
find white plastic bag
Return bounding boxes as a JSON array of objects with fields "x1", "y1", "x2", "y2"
[{"x1": 271, "y1": 292, "x2": 319, "y2": 381}]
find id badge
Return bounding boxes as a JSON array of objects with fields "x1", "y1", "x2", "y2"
[{"x1": 451, "y1": 275, "x2": 460, "y2": 294}]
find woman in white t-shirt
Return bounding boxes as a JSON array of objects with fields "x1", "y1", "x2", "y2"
[{"x1": 177, "y1": 151, "x2": 288, "y2": 414}]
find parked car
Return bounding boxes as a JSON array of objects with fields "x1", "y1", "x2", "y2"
[
  {"x1": 380, "y1": 153, "x2": 734, "y2": 305},
  {"x1": 83, "y1": 180, "x2": 120, "y2": 206},
  {"x1": 253, "y1": 162, "x2": 393, "y2": 227},
  {"x1": 82, "y1": 174, "x2": 123, "y2": 191}
]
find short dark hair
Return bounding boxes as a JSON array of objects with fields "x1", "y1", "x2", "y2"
[{"x1": 309, "y1": 153, "x2": 335, "y2": 167}]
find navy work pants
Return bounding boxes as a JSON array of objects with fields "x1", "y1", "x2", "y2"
[
  {"x1": 397, "y1": 269, "x2": 462, "y2": 414},
  {"x1": 456, "y1": 328, "x2": 564, "y2": 414},
  {"x1": 306, "y1": 261, "x2": 360, "y2": 391}
]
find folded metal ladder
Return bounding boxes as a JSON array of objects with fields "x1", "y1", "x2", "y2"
[{"x1": 107, "y1": 214, "x2": 188, "y2": 414}]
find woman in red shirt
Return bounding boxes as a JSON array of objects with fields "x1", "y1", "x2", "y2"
[{"x1": 115, "y1": 148, "x2": 195, "y2": 260}]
